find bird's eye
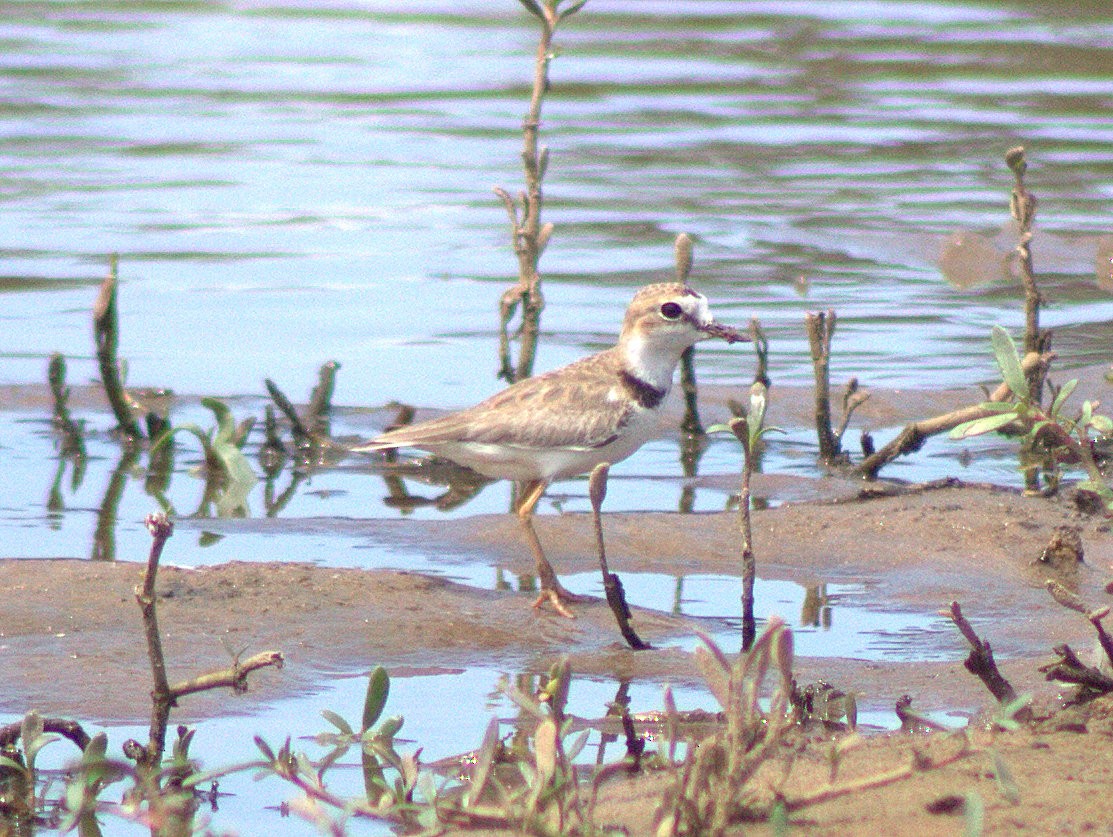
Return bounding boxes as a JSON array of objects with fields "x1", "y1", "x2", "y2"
[{"x1": 659, "y1": 301, "x2": 683, "y2": 321}]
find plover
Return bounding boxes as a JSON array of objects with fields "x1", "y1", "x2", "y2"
[{"x1": 355, "y1": 282, "x2": 747, "y2": 616}]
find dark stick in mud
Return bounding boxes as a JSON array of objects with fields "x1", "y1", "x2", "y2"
[
  {"x1": 589, "y1": 463, "x2": 650, "y2": 650},
  {"x1": 945, "y1": 601, "x2": 1030, "y2": 720},
  {"x1": 805, "y1": 310, "x2": 842, "y2": 464}
]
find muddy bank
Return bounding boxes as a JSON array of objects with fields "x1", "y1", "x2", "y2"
[{"x1": 3, "y1": 483, "x2": 1109, "y2": 725}]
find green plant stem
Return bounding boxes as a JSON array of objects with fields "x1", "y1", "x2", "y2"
[
  {"x1": 739, "y1": 463, "x2": 756, "y2": 653},
  {"x1": 93, "y1": 255, "x2": 143, "y2": 439}
]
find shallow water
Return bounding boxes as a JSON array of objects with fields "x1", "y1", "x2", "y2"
[{"x1": 2, "y1": 0, "x2": 1111, "y2": 830}]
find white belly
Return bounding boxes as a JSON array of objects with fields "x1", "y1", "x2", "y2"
[{"x1": 434, "y1": 408, "x2": 666, "y2": 483}]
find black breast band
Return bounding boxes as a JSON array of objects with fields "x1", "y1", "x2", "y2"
[{"x1": 620, "y1": 370, "x2": 667, "y2": 409}]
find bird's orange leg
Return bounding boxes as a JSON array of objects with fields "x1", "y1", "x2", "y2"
[{"x1": 516, "y1": 479, "x2": 587, "y2": 618}]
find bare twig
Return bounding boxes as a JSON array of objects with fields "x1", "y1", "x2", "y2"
[
  {"x1": 945, "y1": 601, "x2": 1030, "y2": 719},
  {"x1": 1090, "y1": 607, "x2": 1113, "y2": 670},
  {"x1": 0, "y1": 717, "x2": 92, "y2": 752},
  {"x1": 1005, "y1": 146, "x2": 1049, "y2": 400},
  {"x1": 856, "y1": 349, "x2": 1053, "y2": 479},
  {"x1": 1039, "y1": 644, "x2": 1113, "y2": 694},
  {"x1": 749, "y1": 318, "x2": 769, "y2": 389},
  {"x1": 589, "y1": 463, "x2": 650, "y2": 650},
  {"x1": 135, "y1": 513, "x2": 176, "y2": 769},
  {"x1": 784, "y1": 738, "x2": 975, "y2": 812},
  {"x1": 307, "y1": 360, "x2": 341, "y2": 436},
  {"x1": 169, "y1": 651, "x2": 285, "y2": 700},
  {"x1": 805, "y1": 310, "x2": 842, "y2": 463},
  {"x1": 674, "y1": 233, "x2": 703, "y2": 435},
  {"x1": 728, "y1": 416, "x2": 758, "y2": 652},
  {"x1": 133, "y1": 513, "x2": 284, "y2": 772},
  {"x1": 834, "y1": 378, "x2": 869, "y2": 449},
  {"x1": 265, "y1": 377, "x2": 311, "y2": 447},
  {"x1": 497, "y1": 2, "x2": 576, "y2": 383},
  {"x1": 48, "y1": 353, "x2": 86, "y2": 458}
]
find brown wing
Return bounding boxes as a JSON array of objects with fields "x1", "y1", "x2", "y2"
[{"x1": 370, "y1": 349, "x2": 633, "y2": 451}]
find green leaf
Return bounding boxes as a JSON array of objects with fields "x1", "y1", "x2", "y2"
[
  {"x1": 362, "y1": 666, "x2": 390, "y2": 732},
  {"x1": 1081, "y1": 400, "x2": 1094, "y2": 425},
  {"x1": 558, "y1": 0, "x2": 588, "y2": 21},
  {"x1": 211, "y1": 440, "x2": 257, "y2": 517},
  {"x1": 467, "y1": 717, "x2": 501, "y2": 805},
  {"x1": 990, "y1": 325, "x2": 1028, "y2": 401},
  {"x1": 377, "y1": 716, "x2": 404, "y2": 741},
  {"x1": 1090, "y1": 414, "x2": 1113, "y2": 435},
  {"x1": 566, "y1": 729, "x2": 590, "y2": 762},
  {"x1": 21, "y1": 710, "x2": 44, "y2": 753},
  {"x1": 517, "y1": 0, "x2": 544, "y2": 19},
  {"x1": 320, "y1": 709, "x2": 353, "y2": 737},
  {"x1": 254, "y1": 736, "x2": 276, "y2": 762},
  {"x1": 991, "y1": 749, "x2": 1020, "y2": 804},
  {"x1": 202, "y1": 397, "x2": 237, "y2": 445},
  {"x1": 534, "y1": 718, "x2": 557, "y2": 782},
  {"x1": 65, "y1": 780, "x2": 88, "y2": 820},
  {"x1": 83, "y1": 732, "x2": 109, "y2": 763},
  {"x1": 417, "y1": 772, "x2": 438, "y2": 807},
  {"x1": 1050, "y1": 378, "x2": 1078, "y2": 416},
  {"x1": 949, "y1": 411, "x2": 1019, "y2": 439},
  {"x1": 748, "y1": 383, "x2": 768, "y2": 435},
  {"x1": 963, "y1": 791, "x2": 984, "y2": 837},
  {"x1": 0, "y1": 755, "x2": 27, "y2": 772},
  {"x1": 152, "y1": 423, "x2": 211, "y2": 456}
]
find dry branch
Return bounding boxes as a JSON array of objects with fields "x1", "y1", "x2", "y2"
[
  {"x1": 496, "y1": 3, "x2": 572, "y2": 383},
  {"x1": 784, "y1": 737, "x2": 974, "y2": 813},
  {"x1": 169, "y1": 652, "x2": 285, "y2": 700},
  {"x1": 589, "y1": 463, "x2": 650, "y2": 650},
  {"x1": 307, "y1": 359, "x2": 340, "y2": 435},
  {"x1": 1039, "y1": 644, "x2": 1113, "y2": 694},
  {"x1": 133, "y1": 513, "x2": 283, "y2": 771},
  {"x1": 805, "y1": 310, "x2": 842, "y2": 462},
  {"x1": 0, "y1": 717, "x2": 92, "y2": 752},
  {"x1": 945, "y1": 601, "x2": 1030, "y2": 719},
  {"x1": 856, "y1": 349, "x2": 1053, "y2": 479}
]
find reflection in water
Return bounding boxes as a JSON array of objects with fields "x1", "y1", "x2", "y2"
[
  {"x1": 46, "y1": 353, "x2": 88, "y2": 526},
  {"x1": 801, "y1": 584, "x2": 833, "y2": 630},
  {"x1": 374, "y1": 458, "x2": 492, "y2": 514},
  {"x1": 677, "y1": 432, "x2": 709, "y2": 515},
  {"x1": 91, "y1": 442, "x2": 140, "y2": 561},
  {"x1": 262, "y1": 468, "x2": 308, "y2": 518}
]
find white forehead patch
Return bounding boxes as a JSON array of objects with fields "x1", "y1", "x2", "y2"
[{"x1": 682, "y1": 291, "x2": 711, "y2": 326}]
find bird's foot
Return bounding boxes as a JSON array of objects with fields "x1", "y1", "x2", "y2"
[{"x1": 531, "y1": 583, "x2": 590, "y2": 619}]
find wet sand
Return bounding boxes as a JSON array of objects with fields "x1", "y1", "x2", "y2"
[{"x1": 4, "y1": 482, "x2": 1113, "y2": 833}]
